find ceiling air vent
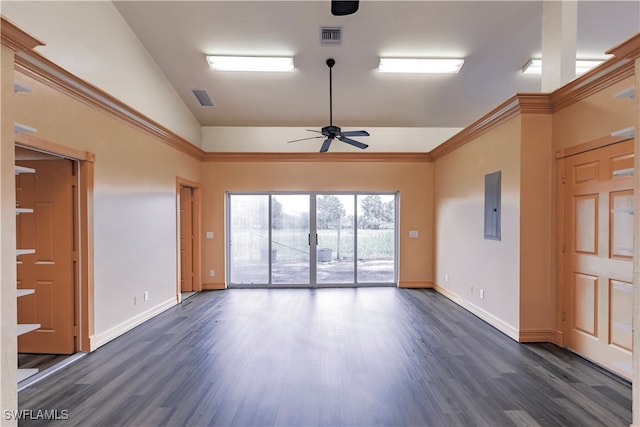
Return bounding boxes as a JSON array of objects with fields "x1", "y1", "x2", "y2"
[
  {"x1": 321, "y1": 26, "x2": 342, "y2": 45},
  {"x1": 192, "y1": 89, "x2": 214, "y2": 107}
]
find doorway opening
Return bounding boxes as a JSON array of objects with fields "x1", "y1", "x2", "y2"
[
  {"x1": 177, "y1": 177, "x2": 201, "y2": 302},
  {"x1": 14, "y1": 138, "x2": 93, "y2": 384},
  {"x1": 227, "y1": 192, "x2": 398, "y2": 287}
]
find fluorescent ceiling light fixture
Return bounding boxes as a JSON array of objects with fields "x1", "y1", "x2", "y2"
[
  {"x1": 206, "y1": 55, "x2": 294, "y2": 72},
  {"x1": 522, "y1": 59, "x2": 605, "y2": 75},
  {"x1": 378, "y1": 58, "x2": 464, "y2": 74}
]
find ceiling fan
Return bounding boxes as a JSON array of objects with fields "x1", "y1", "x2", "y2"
[{"x1": 287, "y1": 58, "x2": 370, "y2": 153}]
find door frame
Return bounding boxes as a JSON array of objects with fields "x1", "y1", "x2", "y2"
[
  {"x1": 226, "y1": 191, "x2": 399, "y2": 288},
  {"x1": 15, "y1": 133, "x2": 94, "y2": 352},
  {"x1": 555, "y1": 134, "x2": 634, "y2": 349},
  {"x1": 176, "y1": 177, "x2": 202, "y2": 301}
]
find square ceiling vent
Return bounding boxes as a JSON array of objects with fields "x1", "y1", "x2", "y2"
[{"x1": 321, "y1": 27, "x2": 342, "y2": 45}]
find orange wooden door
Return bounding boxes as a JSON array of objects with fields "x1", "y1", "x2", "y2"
[
  {"x1": 16, "y1": 159, "x2": 75, "y2": 354},
  {"x1": 564, "y1": 139, "x2": 634, "y2": 379},
  {"x1": 180, "y1": 186, "x2": 194, "y2": 292}
]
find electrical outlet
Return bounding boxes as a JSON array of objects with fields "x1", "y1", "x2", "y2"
[
  {"x1": 469, "y1": 284, "x2": 473, "y2": 294},
  {"x1": 144, "y1": 291, "x2": 149, "y2": 301},
  {"x1": 480, "y1": 289, "x2": 485, "y2": 299},
  {"x1": 209, "y1": 269, "x2": 215, "y2": 277},
  {"x1": 134, "y1": 296, "x2": 137, "y2": 305},
  {"x1": 445, "y1": 273, "x2": 449, "y2": 283}
]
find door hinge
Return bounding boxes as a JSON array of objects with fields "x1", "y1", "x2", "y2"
[
  {"x1": 561, "y1": 175, "x2": 566, "y2": 184},
  {"x1": 72, "y1": 251, "x2": 79, "y2": 262},
  {"x1": 561, "y1": 311, "x2": 566, "y2": 322},
  {"x1": 561, "y1": 243, "x2": 566, "y2": 253}
]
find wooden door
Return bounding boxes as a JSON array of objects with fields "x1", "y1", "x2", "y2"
[
  {"x1": 180, "y1": 186, "x2": 194, "y2": 292},
  {"x1": 16, "y1": 159, "x2": 75, "y2": 354},
  {"x1": 564, "y1": 139, "x2": 634, "y2": 379}
]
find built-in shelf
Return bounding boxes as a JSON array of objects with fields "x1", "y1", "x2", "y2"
[
  {"x1": 14, "y1": 81, "x2": 32, "y2": 94},
  {"x1": 15, "y1": 165, "x2": 36, "y2": 175},
  {"x1": 14, "y1": 123, "x2": 37, "y2": 135},
  {"x1": 17, "y1": 368, "x2": 39, "y2": 383},
  {"x1": 611, "y1": 127, "x2": 635, "y2": 139},
  {"x1": 612, "y1": 208, "x2": 634, "y2": 215},
  {"x1": 613, "y1": 86, "x2": 635, "y2": 99},
  {"x1": 15, "y1": 208, "x2": 34, "y2": 215},
  {"x1": 17, "y1": 289, "x2": 35, "y2": 298},
  {"x1": 613, "y1": 168, "x2": 634, "y2": 177},
  {"x1": 17, "y1": 324, "x2": 40, "y2": 337},
  {"x1": 16, "y1": 249, "x2": 35, "y2": 257}
]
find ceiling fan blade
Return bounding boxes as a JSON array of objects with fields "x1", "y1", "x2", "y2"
[
  {"x1": 338, "y1": 136, "x2": 369, "y2": 150},
  {"x1": 320, "y1": 138, "x2": 333, "y2": 153},
  {"x1": 339, "y1": 130, "x2": 370, "y2": 137},
  {"x1": 287, "y1": 136, "x2": 324, "y2": 143},
  {"x1": 306, "y1": 129, "x2": 323, "y2": 134}
]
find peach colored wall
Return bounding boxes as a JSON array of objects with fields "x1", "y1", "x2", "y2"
[
  {"x1": 1, "y1": 44, "x2": 19, "y2": 426},
  {"x1": 200, "y1": 161, "x2": 434, "y2": 287},
  {"x1": 434, "y1": 117, "x2": 522, "y2": 334},
  {"x1": 12, "y1": 71, "x2": 201, "y2": 344},
  {"x1": 519, "y1": 114, "x2": 554, "y2": 338},
  {"x1": 553, "y1": 77, "x2": 636, "y2": 151}
]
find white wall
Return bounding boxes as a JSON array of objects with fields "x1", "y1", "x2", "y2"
[
  {"x1": 201, "y1": 126, "x2": 462, "y2": 152},
  {"x1": 1, "y1": 1, "x2": 202, "y2": 146}
]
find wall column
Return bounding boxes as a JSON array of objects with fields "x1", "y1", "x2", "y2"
[{"x1": 541, "y1": 0, "x2": 577, "y2": 92}]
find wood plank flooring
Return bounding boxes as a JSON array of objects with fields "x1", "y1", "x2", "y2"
[{"x1": 18, "y1": 288, "x2": 631, "y2": 426}]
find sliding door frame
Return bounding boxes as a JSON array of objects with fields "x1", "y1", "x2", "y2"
[{"x1": 226, "y1": 191, "x2": 398, "y2": 288}]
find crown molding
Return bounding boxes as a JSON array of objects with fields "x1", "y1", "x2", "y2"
[
  {"x1": 203, "y1": 152, "x2": 432, "y2": 163},
  {"x1": 0, "y1": 16, "x2": 44, "y2": 52},
  {"x1": 606, "y1": 32, "x2": 640, "y2": 62},
  {"x1": 430, "y1": 94, "x2": 552, "y2": 160},
  {"x1": 2, "y1": 15, "x2": 205, "y2": 161},
  {"x1": 14, "y1": 51, "x2": 205, "y2": 161},
  {"x1": 550, "y1": 58, "x2": 634, "y2": 112}
]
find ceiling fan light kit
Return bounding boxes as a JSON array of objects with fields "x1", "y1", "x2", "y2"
[{"x1": 287, "y1": 58, "x2": 370, "y2": 153}]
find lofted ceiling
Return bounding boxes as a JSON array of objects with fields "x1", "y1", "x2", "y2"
[{"x1": 112, "y1": 1, "x2": 639, "y2": 150}]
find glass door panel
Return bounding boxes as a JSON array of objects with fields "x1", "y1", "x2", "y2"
[
  {"x1": 316, "y1": 195, "x2": 355, "y2": 284},
  {"x1": 356, "y1": 194, "x2": 396, "y2": 283},
  {"x1": 271, "y1": 194, "x2": 310, "y2": 285},
  {"x1": 229, "y1": 195, "x2": 269, "y2": 285}
]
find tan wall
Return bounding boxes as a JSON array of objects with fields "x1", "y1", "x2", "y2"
[
  {"x1": 12, "y1": 71, "x2": 201, "y2": 344},
  {"x1": 553, "y1": 77, "x2": 636, "y2": 151},
  {"x1": 519, "y1": 114, "x2": 554, "y2": 339},
  {"x1": 434, "y1": 117, "x2": 522, "y2": 336},
  {"x1": 200, "y1": 161, "x2": 434, "y2": 288},
  {"x1": 1, "y1": 44, "x2": 19, "y2": 427}
]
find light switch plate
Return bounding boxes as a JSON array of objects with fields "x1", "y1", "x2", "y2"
[
  {"x1": 206, "y1": 231, "x2": 214, "y2": 239},
  {"x1": 409, "y1": 230, "x2": 419, "y2": 238}
]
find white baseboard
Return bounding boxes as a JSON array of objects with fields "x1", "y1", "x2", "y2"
[
  {"x1": 90, "y1": 297, "x2": 176, "y2": 350},
  {"x1": 433, "y1": 283, "x2": 519, "y2": 342}
]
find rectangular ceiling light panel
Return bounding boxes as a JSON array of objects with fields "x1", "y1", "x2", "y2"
[
  {"x1": 378, "y1": 58, "x2": 464, "y2": 74},
  {"x1": 206, "y1": 55, "x2": 294, "y2": 72},
  {"x1": 522, "y1": 59, "x2": 605, "y2": 75}
]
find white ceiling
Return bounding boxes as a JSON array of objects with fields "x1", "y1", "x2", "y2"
[{"x1": 112, "y1": 1, "x2": 639, "y2": 148}]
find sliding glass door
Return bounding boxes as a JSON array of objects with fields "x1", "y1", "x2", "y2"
[{"x1": 227, "y1": 192, "x2": 397, "y2": 287}]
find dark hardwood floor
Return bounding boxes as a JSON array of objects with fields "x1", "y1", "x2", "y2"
[{"x1": 18, "y1": 288, "x2": 631, "y2": 426}]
